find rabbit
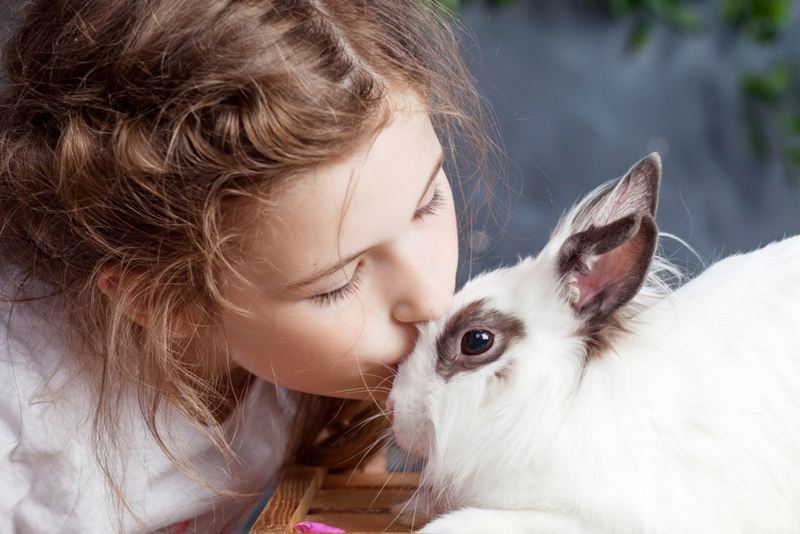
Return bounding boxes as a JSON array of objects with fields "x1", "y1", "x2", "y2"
[{"x1": 387, "y1": 153, "x2": 800, "y2": 534}]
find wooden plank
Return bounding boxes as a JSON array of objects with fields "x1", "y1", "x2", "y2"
[
  {"x1": 311, "y1": 488, "x2": 415, "y2": 511},
  {"x1": 323, "y1": 471, "x2": 420, "y2": 490},
  {"x1": 250, "y1": 466, "x2": 421, "y2": 533},
  {"x1": 303, "y1": 511, "x2": 413, "y2": 533},
  {"x1": 306, "y1": 488, "x2": 415, "y2": 533},
  {"x1": 250, "y1": 465, "x2": 327, "y2": 533}
]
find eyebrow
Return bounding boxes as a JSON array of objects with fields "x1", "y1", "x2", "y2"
[{"x1": 288, "y1": 149, "x2": 446, "y2": 290}]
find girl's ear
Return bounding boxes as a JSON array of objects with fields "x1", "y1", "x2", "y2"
[
  {"x1": 555, "y1": 154, "x2": 661, "y2": 325},
  {"x1": 97, "y1": 266, "x2": 197, "y2": 338}
]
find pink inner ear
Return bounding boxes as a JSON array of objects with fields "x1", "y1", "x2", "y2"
[
  {"x1": 573, "y1": 245, "x2": 636, "y2": 309},
  {"x1": 599, "y1": 178, "x2": 633, "y2": 226}
]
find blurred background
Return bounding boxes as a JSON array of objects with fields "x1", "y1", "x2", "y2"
[{"x1": 450, "y1": 0, "x2": 800, "y2": 283}]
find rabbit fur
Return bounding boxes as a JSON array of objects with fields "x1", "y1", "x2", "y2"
[{"x1": 388, "y1": 153, "x2": 800, "y2": 534}]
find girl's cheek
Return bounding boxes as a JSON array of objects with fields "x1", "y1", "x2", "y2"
[
  {"x1": 435, "y1": 197, "x2": 459, "y2": 292},
  {"x1": 277, "y1": 310, "x2": 359, "y2": 362}
]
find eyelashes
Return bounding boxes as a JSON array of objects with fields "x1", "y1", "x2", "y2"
[
  {"x1": 312, "y1": 184, "x2": 444, "y2": 307},
  {"x1": 413, "y1": 186, "x2": 444, "y2": 221},
  {"x1": 312, "y1": 268, "x2": 363, "y2": 306}
]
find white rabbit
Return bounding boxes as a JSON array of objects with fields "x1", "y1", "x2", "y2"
[{"x1": 387, "y1": 153, "x2": 800, "y2": 534}]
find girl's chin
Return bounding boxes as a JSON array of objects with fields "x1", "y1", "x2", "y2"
[
  {"x1": 322, "y1": 379, "x2": 393, "y2": 400},
  {"x1": 356, "y1": 374, "x2": 395, "y2": 400},
  {"x1": 329, "y1": 389, "x2": 389, "y2": 401},
  {"x1": 368, "y1": 389, "x2": 390, "y2": 400}
]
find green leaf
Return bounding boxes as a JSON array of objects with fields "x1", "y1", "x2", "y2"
[
  {"x1": 782, "y1": 143, "x2": 800, "y2": 186},
  {"x1": 784, "y1": 143, "x2": 800, "y2": 166},
  {"x1": 720, "y1": 0, "x2": 741, "y2": 20},
  {"x1": 663, "y1": 4, "x2": 705, "y2": 32},
  {"x1": 720, "y1": 0, "x2": 790, "y2": 42},
  {"x1": 742, "y1": 63, "x2": 792, "y2": 105},
  {"x1": 436, "y1": 0, "x2": 460, "y2": 14},
  {"x1": 627, "y1": 19, "x2": 653, "y2": 52},
  {"x1": 610, "y1": 0, "x2": 642, "y2": 16},
  {"x1": 744, "y1": 103, "x2": 771, "y2": 159},
  {"x1": 778, "y1": 114, "x2": 800, "y2": 136}
]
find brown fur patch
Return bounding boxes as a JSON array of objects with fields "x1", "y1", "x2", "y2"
[
  {"x1": 579, "y1": 311, "x2": 629, "y2": 362},
  {"x1": 436, "y1": 299, "x2": 525, "y2": 380}
]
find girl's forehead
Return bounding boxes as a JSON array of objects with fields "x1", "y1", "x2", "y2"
[{"x1": 244, "y1": 106, "x2": 443, "y2": 286}]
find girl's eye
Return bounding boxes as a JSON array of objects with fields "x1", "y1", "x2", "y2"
[
  {"x1": 312, "y1": 269, "x2": 363, "y2": 306},
  {"x1": 413, "y1": 186, "x2": 444, "y2": 221}
]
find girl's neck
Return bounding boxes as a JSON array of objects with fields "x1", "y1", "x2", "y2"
[
  {"x1": 184, "y1": 334, "x2": 254, "y2": 424},
  {"x1": 209, "y1": 365, "x2": 255, "y2": 423}
]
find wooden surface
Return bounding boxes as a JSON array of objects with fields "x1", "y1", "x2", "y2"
[
  {"x1": 250, "y1": 465, "x2": 326, "y2": 533},
  {"x1": 251, "y1": 466, "x2": 420, "y2": 534}
]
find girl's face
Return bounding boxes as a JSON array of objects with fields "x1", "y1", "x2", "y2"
[{"x1": 221, "y1": 104, "x2": 458, "y2": 399}]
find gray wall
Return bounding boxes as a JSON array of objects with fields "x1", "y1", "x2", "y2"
[{"x1": 457, "y1": 0, "x2": 800, "y2": 282}]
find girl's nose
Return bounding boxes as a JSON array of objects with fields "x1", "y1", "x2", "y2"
[{"x1": 390, "y1": 243, "x2": 454, "y2": 325}]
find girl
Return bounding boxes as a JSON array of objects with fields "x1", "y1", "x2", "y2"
[{"x1": 0, "y1": 0, "x2": 491, "y2": 532}]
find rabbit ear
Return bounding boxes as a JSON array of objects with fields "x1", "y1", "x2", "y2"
[{"x1": 556, "y1": 154, "x2": 661, "y2": 324}]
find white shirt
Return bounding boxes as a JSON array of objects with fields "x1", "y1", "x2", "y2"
[{"x1": 0, "y1": 296, "x2": 290, "y2": 533}]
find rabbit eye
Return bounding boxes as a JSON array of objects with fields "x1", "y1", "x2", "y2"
[
  {"x1": 461, "y1": 330, "x2": 494, "y2": 355},
  {"x1": 436, "y1": 300, "x2": 525, "y2": 379}
]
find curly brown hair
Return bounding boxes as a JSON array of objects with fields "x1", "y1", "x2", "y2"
[{"x1": 0, "y1": 0, "x2": 493, "y2": 527}]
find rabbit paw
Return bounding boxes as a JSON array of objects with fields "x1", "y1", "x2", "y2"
[
  {"x1": 390, "y1": 490, "x2": 436, "y2": 528},
  {"x1": 419, "y1": 507, "x2": 591, "y2": 534},
  {"x1": 419, "y1": 508, "x2": 523, "y2": 534}
]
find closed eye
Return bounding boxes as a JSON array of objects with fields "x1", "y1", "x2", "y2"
[
  {"x1": 312, "y1": 268, "x2": 363, "y2": 306},
  {"x1": 413, "y1": 186, "x2": 444, "y2": 221}
]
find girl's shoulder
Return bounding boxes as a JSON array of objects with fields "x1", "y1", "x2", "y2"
[
  {"x1": 0, "y1": 289, "x2": 86, "y2": 427},
  {"x1": 0, "y1": 295, "x2": 290, "y2": 533},
  {"x1": 0, "y1": 293, "x2": 101, "y2": 530}
]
